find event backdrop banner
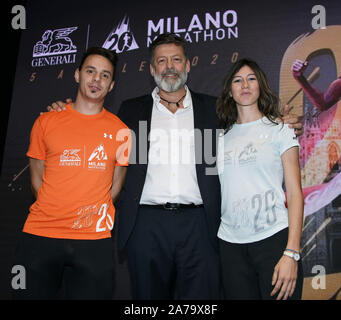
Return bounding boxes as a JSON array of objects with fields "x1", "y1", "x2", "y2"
[{"x1": 1, "y1": 0, "x2": 340, "y2": 300}]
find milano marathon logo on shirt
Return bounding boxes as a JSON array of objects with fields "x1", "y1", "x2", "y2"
[
  {"x1": 238, "y1": 143, "x2": 258, "y2": 166},
  {"x1": 88, "y1": 144, "x2": 108, "y2": 170}
]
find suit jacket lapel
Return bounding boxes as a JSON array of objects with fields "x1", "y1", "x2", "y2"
[
  {"x1": 138, "y1": 95, "x2": 153, "y2": 171},
  {"x1": 191, "y1": 91, "x2": 205, "y2": 169},
  {"x1": 191, "y1": 90, "x2": 201, "y2": 127},
  {"x1": 140, "y1": 94, "x2": 153, "y2": 142}
]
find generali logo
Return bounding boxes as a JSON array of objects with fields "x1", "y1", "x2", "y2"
[
  {"x1": 59, "y1": 149, "x2": 81, "y2": 166},
  {"x1": 31, "y1": 27, "x2": 78, "y2": 67}
]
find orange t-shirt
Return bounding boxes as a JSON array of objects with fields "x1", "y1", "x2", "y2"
[{"x1": 24, "y1": 103, "x2": 131, "y2": 240}]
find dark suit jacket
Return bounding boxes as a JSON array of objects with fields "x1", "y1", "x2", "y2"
[{"x1": 116, "y1": 90, "x2": 221, "y2": 251}]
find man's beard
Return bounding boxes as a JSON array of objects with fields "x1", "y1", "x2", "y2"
[{"x1": 153, "y1": 67, "x2": 188, "y2": 93}]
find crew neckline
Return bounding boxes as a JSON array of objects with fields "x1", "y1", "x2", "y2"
[
  {"x1": 65, "y1": 103, "x2": 106, "y2": 120},
  {"x1": 234, "y1": 116, "x2": 268, "y2": 127}
]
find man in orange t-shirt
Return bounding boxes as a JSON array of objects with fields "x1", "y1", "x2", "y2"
[{"x1": 12, "y1": 47, "x2": 131, "y2": 300}]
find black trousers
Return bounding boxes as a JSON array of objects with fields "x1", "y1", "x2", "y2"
[
  {"x1": 11, "y1": 232, "x2": 114, "y2": 300},
  {"x1": 219, "y1": 228, "x2": 303, "y2": 300},
  {"x1": 126, "y1": 206, "x2": 222, "y2": 299}
]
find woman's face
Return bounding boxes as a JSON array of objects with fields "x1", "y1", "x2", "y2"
[{"x1": 230, "y1": 65, "x2": 260, "y2": 108}]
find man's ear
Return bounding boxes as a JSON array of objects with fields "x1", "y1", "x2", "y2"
[
  {"x1": 109, "y1": 80, "x2": 115, "y2": 92},
  {"x1": 186, "y1": 59, "x2": 190, "y2": 73},
  {"x1": 150, "y1": 64, "x2": 154, "y2": 77},
  {"x1": 74, "y1": 68, "x2": 80, "y2": 83}
]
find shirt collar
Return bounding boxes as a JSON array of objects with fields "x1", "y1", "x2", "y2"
[{"x1": 151, "y1": 85, "x2": 192, "y2": 112}]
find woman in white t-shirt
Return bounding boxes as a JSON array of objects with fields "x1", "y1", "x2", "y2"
[{"x1": 216, "y1": 59, "x2": 304, "y2": 300}]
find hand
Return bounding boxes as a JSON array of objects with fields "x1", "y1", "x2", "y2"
[
  {"x1": 292, "y1": 59, "x2": 308, "y2": 80},
  {"x1": 271, "y1": 255, "x2": 298, "y2": 300},
  {"x1": 281, "y1": 104, "x2": 303, "y2": 137},
  {"x1": 40, "y1": 98, "x2": 72, "y2": 115}
]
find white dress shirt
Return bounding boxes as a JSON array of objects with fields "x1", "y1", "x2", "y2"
[{"x1": 139, "y1": 86, "x2": 203, "y2": 205}]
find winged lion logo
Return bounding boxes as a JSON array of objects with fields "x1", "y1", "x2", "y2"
[{"x1": 33, "y1": 27, "x2": 78, "y2": 57}]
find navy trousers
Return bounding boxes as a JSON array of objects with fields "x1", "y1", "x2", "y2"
[{"x1": 126, "y1": 205, "x2": 222, "y2": 299}]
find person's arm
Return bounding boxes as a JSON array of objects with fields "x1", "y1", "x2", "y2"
[
  {"x1": 111, "y1": 166, "x2": 127, "y2": 203},
  {"x1": 29, "y1": 157, "x2": 45, "y2": 198},
  {"x1": 292, "y1": 59, "x2": 341, "y2": 111},
  {"x1": 271, "y1": 146, "x2": 303, "y2": 300},
  {"x1": 281, "y1": 104, "x2": 303, "y2": 136},
  {"x1": 323, "y1": 78, "x2": 341, "y2": 109},
  {"x1": 111, "y1": 123, "x2": 131, "y2": 203},
  {"x1": 282, "y1": 146, "x2": 304, "y2": 254}
]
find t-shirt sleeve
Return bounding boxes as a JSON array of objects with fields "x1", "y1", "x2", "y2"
[
  {"x1": 115, "y1": 126, "x2": 132, "y2": 167},
  {"x1": 277, "y1": 123, "x2": 300, "y2": 156},
  {"x1": 26, "y1": 117, "x2": 46, "y2": 160}
]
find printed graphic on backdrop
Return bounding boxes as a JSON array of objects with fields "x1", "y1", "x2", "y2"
[
  {"x1": 102, "y1": 15, "x2": 139, "y2": 53},
  {"x1": 146, "y1": 9, "x2": 238, "y2": 46},
  {"x1": 32, "y1": 26, "x2": 78, "y2": 67},
  {"x1": 280, "y1": 25, "x2": 341, "y2": 299}
]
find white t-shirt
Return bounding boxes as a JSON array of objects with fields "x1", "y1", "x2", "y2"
[{"x1": 217, "y1": 117, "x2": 299, "y2": 243}]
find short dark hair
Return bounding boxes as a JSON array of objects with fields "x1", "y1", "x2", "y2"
[
  {"x1": 149, "y1": 33, "x2": 188, "y2": 63},
  {"x1": 78, "y1": 47, "x2": 118, "y2": 79}
]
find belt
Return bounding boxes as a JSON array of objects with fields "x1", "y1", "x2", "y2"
[{"x1": 140, "y1": 202, "x2": 204, "y2": 211}]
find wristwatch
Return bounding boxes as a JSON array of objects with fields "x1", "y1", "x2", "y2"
[{"x1": 283, "y1": 249, "x2": 300, "y2": 261}]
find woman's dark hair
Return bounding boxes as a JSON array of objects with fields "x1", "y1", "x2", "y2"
[
  {"x1": 216, "y1": 58, "x2": 282, "y2": 133},
  {"x1": 78, "y1": 47, "x2": 117, "y2": 79}
]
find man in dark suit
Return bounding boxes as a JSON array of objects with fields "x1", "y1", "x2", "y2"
[{"x1": 117, "y1": 33, "x2": 222, "y2": 299}]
